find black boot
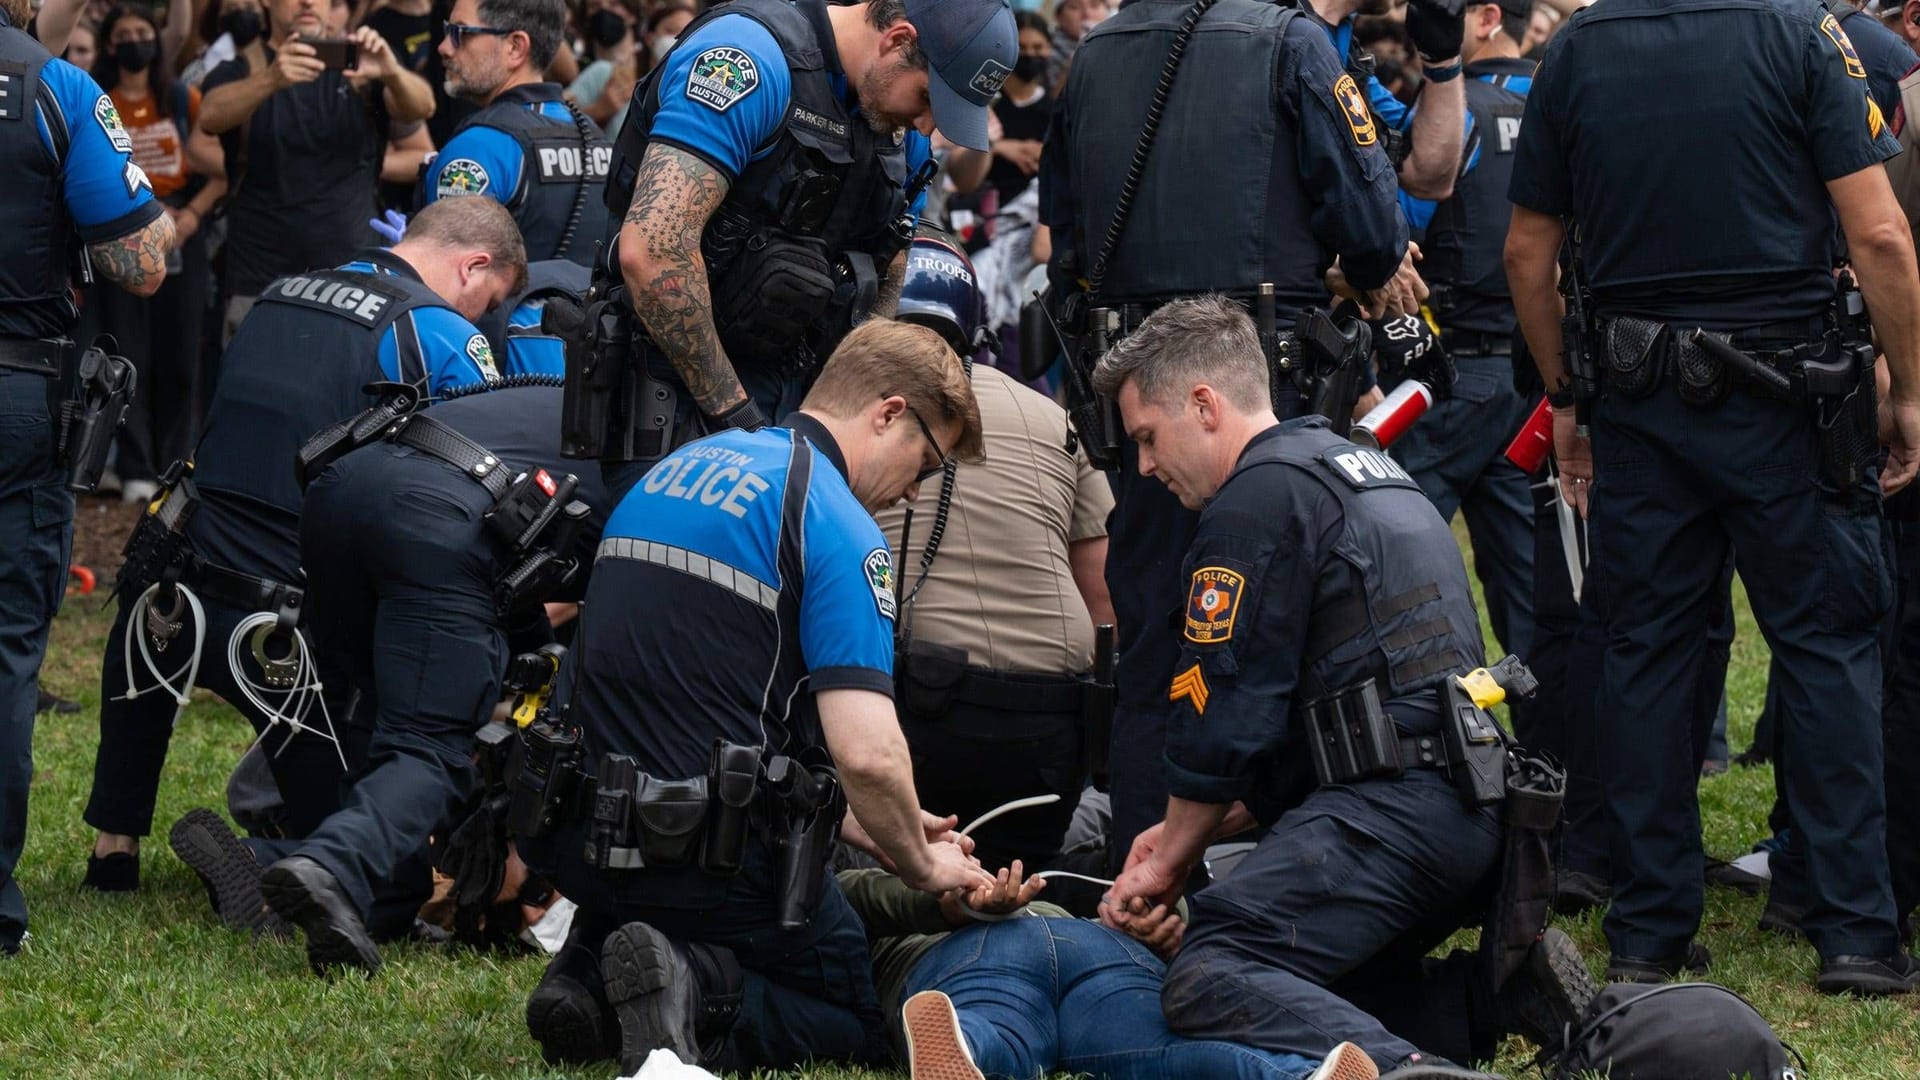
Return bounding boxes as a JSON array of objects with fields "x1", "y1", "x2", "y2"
[
  {"x1": 526, "y1": 917, "x2": 617, "y2": 1065},
  {"x1": 81, "y1": 851, "x2": 139, "y2": 893},
  {"x1": 260, "y1": 856, "x2": 380, "y2": 976},
  {"x1": 1493, "y1": 928, "x2": 1599, "y2": 1055},
  {"x1": 600, "y1": 922, "x2": 742, "y2": 1074},
  {"x1": 169, "y1": 808, "x2": 287, "y2": 937},
  {"x1": 1604, "y1": 941, "x2": 1710, "y2": 984}
]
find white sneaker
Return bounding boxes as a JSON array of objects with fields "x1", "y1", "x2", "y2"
[
  {"x1": 121, "y1": 478, "x2": 161, "y2": 505},
  {"x1": 903, "y1": 990, "x2": 984, "y2": 1080},
  {"x1": 1309, "y1": 1041, "x2": 1380, "y2": 1080}
]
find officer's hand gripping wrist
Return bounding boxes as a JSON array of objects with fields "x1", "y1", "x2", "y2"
[{"x1": 1405, "y1": 0, "x2": 1466, "y2": 63}]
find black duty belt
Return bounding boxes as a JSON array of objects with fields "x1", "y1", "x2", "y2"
[
  {"x1": 1398, "y1": 732, "x2": 1453, "y2": 770},
  {"x1": 0, "y1": 337, "x2": 67, "y2": 377},
  {"x1": 956, "y1": 667, "x2": 1087, "y2": 713},
  {"x1": 1443, "y1": 329, "x2": 1510, "y2": 356},
  {"x1": 184, "y1": 559, "x2": 304, "y2": 619},
  {"x1": 391, "y1": 414, "x2": 514, "y2": 499}
]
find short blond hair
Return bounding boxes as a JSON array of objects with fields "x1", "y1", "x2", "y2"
[{"x1": 804, "y1": 319, "x2": 985, "y2": 463}]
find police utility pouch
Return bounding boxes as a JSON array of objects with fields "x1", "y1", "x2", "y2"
[
  {"x1": 505, "y1": 713, "x2": 583, "y2": 839},
  {"x1": 633, "y1": 774, "x2": 709, "y2": 868},
  {"x1": 61, "y1": 336, "x2": 136, "y2": 494},
  {"x1": 115, "y1": 459, "x2": 199, "y2": 599},
  {"x1": 702, "y1": 740, "x2": 760, "y2": 876},
  {"x1": 1603, "y1": 317, "x2": 1667, "y2": 399},
  {"x1": 1303, "y1": 679, "x2": 1404, "y2": 786},
  {"x1": 895, "y1": 639, "x2": 968, "y2": 720},
  {"x1": 1672, "y1": 328, "x2": 1732, "y2": 408},
  {"x1": 710, "y1": 234, "x2": 836, "y2": 364}
]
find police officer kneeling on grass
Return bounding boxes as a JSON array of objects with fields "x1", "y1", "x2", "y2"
[
  {"x1": 252, "y1": 381, "x2": 610, "y2": 972},
  {"x1": 516, "y1": 318, "x2": 995, "y2": 1074},
  {"x1": 1097, "y1": 297, "x2": 1595, "y2": 1078}
]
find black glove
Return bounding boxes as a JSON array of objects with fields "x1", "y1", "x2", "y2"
[
  {"x1": 1405, "y1": 0, "x2": 1465, "y2": 62},
  {"x1": 708, "y1": 396, "x2": 769, "y2": 433},
  {"x1": 438, "y1": 793, "x2": 512, "y2": 914},
  {"x1": 1373, "y1": 313, "x2": 1456, "y2": 399}
]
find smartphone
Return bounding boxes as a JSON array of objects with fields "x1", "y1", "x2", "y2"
[{"x1": 300, "y1": 36, "x2": 359, "y2": 71}]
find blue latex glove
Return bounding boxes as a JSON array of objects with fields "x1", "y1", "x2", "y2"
[{"x1": 369, "y1": 209, "x2": 408, "y2": 245}]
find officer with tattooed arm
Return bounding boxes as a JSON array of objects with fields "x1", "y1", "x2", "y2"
[
  {"x1": 563, "y1": 0, "x2": 1017, "y2": 499},
  {"x1": 0, "y1": 0, "x2": 175, "y2": 956}
]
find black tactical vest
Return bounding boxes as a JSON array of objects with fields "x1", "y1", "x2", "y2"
[
  {"x1": 1423, "y1": 58, "x2": 1533, "y2": 338},
  {"x1": 456, "y1": 84, "x2": 611, "y2": 265},
  {"x1": 0, "y1": 26, "x2": 80, "y2": 340},
  {"x1": 605, "y1": 0, "x2": 910, "y2": 336},
  {"x1": 1239, "y1": 422, "x2": 1484, "y2": 703},
  {"x1": 1061, "y1": 0, "x2": 1322, "y2": 307},
  {"x1": 193, "y1": 260, "x2": 454, "y2": 521}
]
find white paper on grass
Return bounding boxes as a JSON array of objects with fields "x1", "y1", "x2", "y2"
[{"x1": 619, "y1": 1048, "x2": 722, "y2": 1080}]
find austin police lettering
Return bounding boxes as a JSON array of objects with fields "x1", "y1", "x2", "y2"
[
  {"x1": 536, "y1": 144, "x2": 613, "y2": 181},
  {"x1": 643, "y1": 451, "x2": 769, "y2": 517},
  {"x1": 274, "y1": 275, "x2": 392, "y2": 323},
  {"x1": 1326, "y1": 447, "x2": 1415, "y2": 488}
]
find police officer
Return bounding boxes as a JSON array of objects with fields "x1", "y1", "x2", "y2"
[
  {"x1": 251, "y1": 383, "x2": 608, "y2": 973},
  {"x1": 1506, "y1": 0, "x2": 1920, "y2": 994},
  {"x1": 0, "y1": 0, "x2": 175, "y2": 955},
  {"x1": 424, "y1": 0, "x2": 612, "y2": 266},
  {"x1": 873, "y1": 231, "x2": 1116, "y2": 879},
  {"x1": 83, "y1": 198, "x2": 524, "y2": 902},
  {"x1": 1097, "y1": 297, "x2": 1590, "y2": 1077},
  {"x1": 576, "y1": 0, "x2": 1016, "y2": 500},
  {"x1": 1389, "y1": 0, "x2": 1537, "y2": 683},
  {"x1": 1039, "y1": 0, "x2": 1411, "y2": 873},
  {"x1": 519, "y1": 319, "x2": 993, "y2": 1073},
  {"x1": 1306, "y1": 0, "x2": 1469, "y2": 202}
]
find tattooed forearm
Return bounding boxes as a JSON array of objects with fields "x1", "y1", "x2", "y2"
[
  {"x1": 874, "y1": 249, "x2": 906, "y2": 318},
  {"x1": 87, "y1": 213, "x2": 176, "y2": 298},
  {"x1": 619, "y1": 144, "x2": 745, "y2": 416}
]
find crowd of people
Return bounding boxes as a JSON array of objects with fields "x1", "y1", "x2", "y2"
[{"x1": 0, "y1": 0, "x2": 1917, "y2": 1076}]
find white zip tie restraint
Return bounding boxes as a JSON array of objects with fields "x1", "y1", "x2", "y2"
[
  {"x1": 955, "y1": 794, "x2": 1117, "y2": 921},
  {"x1": 120, "y1": 582, "x2": 207, "y2": 726},
  {"x1": 227, "y1": 612, "x2": 348, "y2": 772}
]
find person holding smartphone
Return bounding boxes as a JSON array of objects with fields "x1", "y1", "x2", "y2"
[{"x1": 197, "y1": 0, "x2": 435, "y2": 344}]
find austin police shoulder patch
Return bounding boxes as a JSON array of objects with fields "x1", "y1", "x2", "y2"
[
  {"x1": 95, "y1": 95, "x2": 133, "y2": 154},
  {"x1": 1185, "y1": 566, "x2": 1244, "y2": 644},
  {"x1": 687, "y1": 46, "x2": 760, "y2": 112},
  {"x1": 1334, "y1": 73, "x2": 1376, "y2": 147},
  {"x1": 465, "y1": 333, "x2": 498, "y2": 376},
  {"x1": 436, "y1": 158, "x2": 490, "y2": 197},
  {"x1": 865, "y1": 548, "x2": 898, "y2": 622},
  {"x1": 1169, "y1": 663, "x2": 1211, "y2": 714},
  {"x1": 1821, "y1": 13, "x2": 1868, "y2": 79}
]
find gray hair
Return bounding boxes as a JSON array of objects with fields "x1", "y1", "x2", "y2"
[
  {"x1": 1090, "y1": 294, "x2": 1271, "y2": 411},
  {"x1": 478, "y1": 0, "x2": 566, "y2": 70}
]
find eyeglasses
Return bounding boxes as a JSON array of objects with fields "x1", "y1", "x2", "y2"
[
  {"x1": 444, "y1": 23, "x2": 514, "y2": 48},
  {"x1": 907, "y1": 406, "x2": 950, "y2": 484}
]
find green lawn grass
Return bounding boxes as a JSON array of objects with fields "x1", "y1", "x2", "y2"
[{"x1": 0, "y1": 525, "x2": 1915, "y2": 1078}]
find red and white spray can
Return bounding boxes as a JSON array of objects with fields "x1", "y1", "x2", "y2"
[
  {"x1": 1350, "y1": 380, "x2": 1433, "y2": 449},
  {"x1": 1502, "y1": 397, "x2": 1555, "y2": 474}
]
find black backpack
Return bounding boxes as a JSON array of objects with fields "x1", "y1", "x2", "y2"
[{"x1": 1554, "y1": 982, "x2": 1806, "y2": 1080}]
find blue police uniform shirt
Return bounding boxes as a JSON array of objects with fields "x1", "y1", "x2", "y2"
[
  {"x1": 1508, "y1": 0, "x2": 1901, "y2": 328},
  {"x1": 1399, "y1": 67, "x2": 1535, "y2": 231},
  {"x1": 503, "y1": 299, "x2": 566, "y2": 377},
  {"x1": 35, "y1": 57, "x2": 161, "y2": 244},
  {"x1": 338, "y1": 256, "x2": 499, "y2": 392},
  {"x1": 422, "y1": 98, "x2": 574, "y2": 204},
  {"x1": 575, "y1": 412, "x2": 895, "y2": 784},
  {"x1": 646, "y1": 12, "x2": 930, "y2": 219}
]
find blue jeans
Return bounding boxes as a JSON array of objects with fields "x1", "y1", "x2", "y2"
[
  {"x1": 902, "y1": 916, "x2": 1324, "y2": 1080},
  {"x1": 0, "y1": 368, "x2": 74, "y2": 950}
]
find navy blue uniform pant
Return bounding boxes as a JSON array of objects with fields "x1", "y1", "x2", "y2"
[
  {"x1": 529, "y1": 832, "x2": 891, "y2": 1070},
  {"x1": 1390, "y1": 354, "x2": 1536, "y2": 664},
  {"x1": 84, "y1": 593, "x2": 351, "y2": 840},
  {"x1": 284, "y1": 447, "x2": 507, "y2": 922},
  {"x1": 0, "y1": 368, "x2": 73, "y2": 951},
  {"x1": 1590, "y1": 383, "x2": 1899, "y2": 961},
  {"x1": 1163, "y1": 769, "x2": 1502, "y2": 1070}
]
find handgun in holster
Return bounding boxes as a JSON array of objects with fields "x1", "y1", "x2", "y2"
[
  {"x1": 295, "y1": 381, "x2": 421, "y2": 491},
  {"x1": 505, "y1": 708, "x2": 584, "y2": 840},
  {"x1": 1441, "y1": 656, "x2": 1537, "y2": 806},
  {"x1": 1296, "y1": 307, "x2": 1371, "y2": 435},
  {"x1": 1799, "y1": 271, "x2": 1880, "y2": 500},
  {"x1": 1081, "y1": 623, "x2": 1116, "y2": 791},
  {"x1": 1063, "y1": 297, "x2": 1122, "y2": 472},
  {"x1": 765, "y1": 750, "x2": 844, "y2": 931},
  {"x1": 60, "y1": 336, "x2": 136, "y2": 494},
  {"x1": 559, "y1": 261, "x2": 679, "y2": 462},
  {"x1": 1561, "y1": 240, "x2": 1601, "y2": 434}
]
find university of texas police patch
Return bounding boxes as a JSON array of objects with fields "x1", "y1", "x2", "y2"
[
  {"x1": 436, "y1": 158, "x2": 491, "y2": 197},
  {"x1": 1820, "y1": 13, "x2": 1868, "y2": 79},
  {"x1": 1334, "y1": 73, "x2": 1376, "y2": 147},
  {"x1": 687, "y1": 46, "x2": 760, "y2": 112},
  {"x1": 1185, "y1": 566, "x2": 1244, "y2": 644}
]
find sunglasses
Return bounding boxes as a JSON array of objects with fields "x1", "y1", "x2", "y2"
[
  {"x1": 444, "y1": 22, "x2": 513, "y2": 48},
  {"x1": 907, "y1": 407, "x2": 950, "y2": 484}
]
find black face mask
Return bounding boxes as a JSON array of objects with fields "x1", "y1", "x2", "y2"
[
  {"x1": 114, "y1": 39, "x2": 158, "y2": 72},
  {"x1": 1012, "y1": 54, "x2": 1045, "y2": 83},
  {"x1": 221, "y1": 8, "x2": 263, "y2": 47},
  {"x1": 587, "y1": 10, "x2": 628, "y2": 48}
]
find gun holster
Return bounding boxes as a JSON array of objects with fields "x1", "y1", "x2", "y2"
[
  {"x1": 1441, "y1": 677, "x2": 1509, "y2": 806},
  {"x1": 766, "y1": 750, "x2": 844, "y2": 931},
  {"x1": 61, "y1": 336, "x2": 136, "y2": 494},
  {"x1": 1805, "y1": 339, "x2": 1878, "y2": 502},
  {"x1": 560, "y1": 281, "x2": 680, "y2": 463},
  {"x1": 894, "y1": 639, "x2": 968, "y2": 721},
  {"x1": 294, "y1": 381, "x2": 422, "y2": 491},
  {"x1": 1295, "y1": 308, "x2": 1371, "y2": 434}
]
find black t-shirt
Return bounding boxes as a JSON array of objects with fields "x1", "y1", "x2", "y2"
[
  {"x1": 204, "y1": 54, "x2": 387, "y2": 296},
  {"x1": 986, "y1": 86, "x2": 1053, "y2": 207},
  {"x1": 363, "y1": 6, "x2": 478, "y2": 146}
]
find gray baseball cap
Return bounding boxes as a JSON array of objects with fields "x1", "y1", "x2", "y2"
[{"x1": 905, "y1": 0, "x2": 1018, "y2": 151}]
